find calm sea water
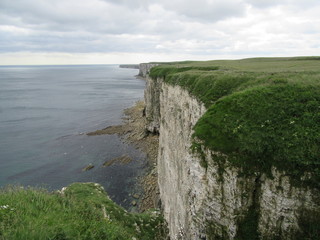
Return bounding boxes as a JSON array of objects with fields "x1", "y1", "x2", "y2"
[{"x1": 0, "y1": 64, "x2": 146, "y2": 207}]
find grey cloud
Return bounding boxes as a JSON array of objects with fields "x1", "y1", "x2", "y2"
[
  {"x1": 103, "y1": 0, "x2": 247, "y2": 23},
  {"x1": 246, "y1": 0, "x2": 319, "y2": 9},
  {"x1": 245, "y1": 0, "x2": 281, "y2": 8},
  {"x1": 0, "y1": 0, "x2": 183, "y2": 54},
  {"x1": 157, "y1": 0, "x2": 246, "y2": 22},
  {"x1": 0, "y1": 28, "x2": 160, "y2": 54},
  {"x1": 0, "y1": 0, "x2": 146, "y2": 34},
  {"x1": 0, "y1": 0, "x2": 246, "y2": 37},
  {"x1": 100, "y1": 0, "x2": 150, "y2": 9},
  {"x1": 0, "y1": 0, "x2": 320, "y2": 60}
]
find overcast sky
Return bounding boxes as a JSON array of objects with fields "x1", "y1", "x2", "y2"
[{"x1": 1, "y1": 0, "x2": 320, "y2": 65}]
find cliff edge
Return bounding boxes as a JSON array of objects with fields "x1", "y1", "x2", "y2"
[{"x1": 144, "y1": 57, "x2": 320, "y2": 240}]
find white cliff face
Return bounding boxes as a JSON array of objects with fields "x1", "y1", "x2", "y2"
[
  {"x1": 144, "y1": 75, "x2": 320, "y2": 239},
  {"x1": 158, "y1": 82, "x2": 207, "y2": 239},
  {"x1": 144, "y1": 76, "x2": 161, "y2": 133},
  {"x1": 139, "y1": 63, "x2": 159, "y2": 78},
  {"x1": 157, "y1": 82, "x2": 257, "y2": 239},
  {"x1": 258, "y1": 168, "x2": 320, "y2": 239}
]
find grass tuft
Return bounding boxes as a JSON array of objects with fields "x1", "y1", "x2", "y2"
[{"x1": 0, "y1": 183, "x2": 165, "y2": 240}]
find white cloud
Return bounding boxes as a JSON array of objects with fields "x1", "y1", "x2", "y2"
[
  {"x1": 158, "y1": 0, "x2": 246, "y2": 22},
  {"x1": 0, "y1": 0, "x2": 319, "y2": 64},
  {"x1": 245, "y1": 0, "x2": 282, "y2": 8},
  {"x1": 246, "y1": 0, "x2": 319, "y2": 9}
]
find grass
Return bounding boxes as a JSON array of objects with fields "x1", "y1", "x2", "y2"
[
  {"x1": 150, "y1": 57, "x2": 320, "y2": 74},
  {"x1": 0, "y1": 183, "x2": 164, "y2": 240},
  {"x1": 150, "y1": 57, "x2": 320, "y2": 188}
]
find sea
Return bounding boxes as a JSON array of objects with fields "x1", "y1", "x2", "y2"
[{"x1": 0, "y1": 64, "x2": 146, "y2": 208}]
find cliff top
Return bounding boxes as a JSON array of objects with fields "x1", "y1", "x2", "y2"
[
  {"x1": 150, "y1": 56, "x2": 320, "y2": 73},
  {"x1": 0, "y1": 183, "x2": 164, "y2": 239},
  {"x1": 149, "y1": 57, "x2": 320, "y2": 188}
]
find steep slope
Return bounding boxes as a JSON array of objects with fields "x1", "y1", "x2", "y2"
[{"x1": 145, "y1": 57, "x2": 320, "y2": 240}]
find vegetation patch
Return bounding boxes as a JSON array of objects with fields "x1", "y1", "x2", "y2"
[
  {"x1": 235, "y1": 204, "x2": 260, "y2": 240},
  {"x1": 296, "y1": 209, "x2": 320, "y2": 239},
  {"x1": 205, "y1": 220, "x2": 228, "y2": 240},
  {"x1": 150, "y1": 57, "x2": 320, "y2": 188},
  {"x1": 193, "y1": 84, "x2": 320, "y2": 185},
  {"x1": 0, "y1": 183, "x2": 164, "y2": 240}
]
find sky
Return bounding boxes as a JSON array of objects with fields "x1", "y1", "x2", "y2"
[{"x1": 0, "y1": 0, "x2": 320, "y2": 65}]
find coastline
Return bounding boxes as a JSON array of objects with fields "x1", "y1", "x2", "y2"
[
  {"x1": 87, "y1": 100, "x2": 159, "y2": 212},
  {"x1": 0, "y1": 64, "x2": 147, "y2": 193}
]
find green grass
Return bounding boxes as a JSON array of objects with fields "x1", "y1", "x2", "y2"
[
  {"x1": 150, "y1": 57, "x2": 320, "y2": 187},
  {"x1": 0, "y1": 183, "x2": 164, "y2": 240},
  {"x1": 150, "y1": 57, "x2": 320, "y2": 73}
]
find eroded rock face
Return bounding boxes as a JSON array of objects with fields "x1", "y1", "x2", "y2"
[
  {"x1": 158, "y1": 82, "x2": 207, "y2": 239},
  {"x1": 138, "y1": 63, "x2": 159, "y2": 78},
  {"x1": 144, "y1": 76, "x2": 162, "y2": 133},
  {"x1": 258, "y1": 168, "x2": 320, "y2": 240},
  {"x1": 146, "y1": 76, "x2": 320, "y2": 240},
  {"x1": 157, "y1": 82, "x2": 257, "y2": 239}
]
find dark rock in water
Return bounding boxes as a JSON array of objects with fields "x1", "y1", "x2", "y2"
[
  {"x1": 86, "y1": 125, "x2": 125, "y2": 136},
  {"x1": 103, "y1": 155, "x2": 132, "y2": 167},
  {"x1": 82, "y1": 164, "x2": 94, "y2": 171},
  {"x1": 133, "y1": 193, "x2": 140, "y2": 199}
]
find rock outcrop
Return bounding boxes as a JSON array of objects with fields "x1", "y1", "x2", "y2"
[
  {"x1": 139, "y1": 63, "x2": 159, "y2": 78},
  {"x1": 144, "y1": 76, "x2": 161, "y2": 133},
  {"x1": 144, "y1": 73, "x2": 320, "y2": 239}
]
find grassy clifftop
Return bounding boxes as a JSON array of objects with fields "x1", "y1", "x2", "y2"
[
  {"x1": 0, "y1": 183, "x2": 164, "y2": 239},
  {"x1": 150, "y1": 57, "x2": 320, "y2": 187}
]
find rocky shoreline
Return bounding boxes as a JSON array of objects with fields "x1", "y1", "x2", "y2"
[{"x1": 87, "y1": 100, "x2": 159, "y2": 212}]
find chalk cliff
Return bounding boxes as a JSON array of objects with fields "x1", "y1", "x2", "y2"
[
  {"x1": 144, "y1": 70, "x2": 320, "y2": 239},
  {"x1": 139, "y1": 63, "x2": 159, "y2": 78}
]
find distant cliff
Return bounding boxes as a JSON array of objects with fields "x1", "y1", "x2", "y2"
[
  {"x1": 119, "y1": 64, "x2": 139, "y2": 69},
  {"x1": 138, "y1": 63, "x2": 159, "y2": 78},
  {"x1": 143, "y1": 58, "x2": 320, "y2": 240}
]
